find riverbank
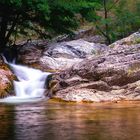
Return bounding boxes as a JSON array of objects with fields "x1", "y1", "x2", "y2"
[
  {"x1": 50, "y1": 98, "x2": 140, "y2": 105},
  {"x1": 2, "y1": 31, "x2": 140, "y2": 103},
  {"x1": 47, "y1": 31, "x2": 140, "y2": 102}
]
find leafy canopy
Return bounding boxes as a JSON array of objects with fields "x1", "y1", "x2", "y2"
[{"x1": 0, "y1": 0, "x2": 100, "y2": 52}]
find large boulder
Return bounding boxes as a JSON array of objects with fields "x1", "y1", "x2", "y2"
[
  {"x1": 47, "y1": 32, "x2": 140, "y2": 102},
  {"x1": 17, "y1": 40, "x2": 48, "y2": 70},
  {"x1": 52, "y1": 28, "x2": 106, "y2": 44},
  {"x1": 40, "y1": 39, "x2": 107, "y2": 71},
  {"x1": 0, "y1": 56, "x2": 15, "y2": 98},
  {"x1": 18, "y1": 39, "x2": 108, "y2": 71}
]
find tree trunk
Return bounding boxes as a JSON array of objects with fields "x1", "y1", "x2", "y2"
[
  {"x1": 5, "y1": 14, "x2": 19, "y2": 43},
  {"x1": 0, "y1": 16, "x2": 8, "y2": 53},
  {"x1": 103, "y1": 0, "x2": 111, "y2": 44}
]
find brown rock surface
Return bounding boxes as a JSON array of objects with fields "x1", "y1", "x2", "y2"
[
  {"x1": 18, "y1": 39, "x2": 108, "y2": 71},
  {"x1": 0, "y1": 56, "x2": 15, "y2": 98},
  {"x1": 48, "y1": 32, "x2": 140, "y2": 102}
]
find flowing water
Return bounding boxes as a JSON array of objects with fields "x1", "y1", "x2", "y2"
[
  {"x1": 0, "y1": 63, "x2": 140, "y2": 140},
  {"x1": 0, "y1": 63, "x2": 51, "y2": 103},
  {"x1": 0, "y1": 101, "x2": 140, "y2": 140}
]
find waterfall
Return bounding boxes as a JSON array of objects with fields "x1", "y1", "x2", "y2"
[{"x1": 1, "y1": 63, "x2": 51, "y2": 103}]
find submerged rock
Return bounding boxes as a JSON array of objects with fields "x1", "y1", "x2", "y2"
[
  {"x1": 48, "y1": 32, "x2": 140, "y2": 102},
  {"x1": 0, "y1": 56, "x2": 15, "y2": 98}
]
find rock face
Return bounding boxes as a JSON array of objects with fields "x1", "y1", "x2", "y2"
[
  {"x1": 17, "y1": 40, "x2": 48, "y2": 70},
  {"x1": 52, "y1": 28, "x2": 106, "y2": 44},
  {"x1": 18, "y1": 39, "x2": 107, "y2": 71},
  {"x1": 40, "y1": 39, "x2": 107, "y2": 71},
  {"x1": 0, "y1": 56, "x2": 15, "y2": 98},
  {"x1": 48, "y1": 32, "x2": 140, "y2": 102}
]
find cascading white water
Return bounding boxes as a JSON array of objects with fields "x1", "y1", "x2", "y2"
[{"x1": 1, "y1": 63, "x2": 51, "y2": 103}]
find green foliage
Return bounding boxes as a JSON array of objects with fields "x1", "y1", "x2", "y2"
[
  {"x1": 1, "y1": 0, "x2": 139, "y2": 48},
  {"x1": 113, "y1": 0, "x2": 140, "y2": 40},
  {"x1": 46, "y1": 0, "x2": 100, "y2": 33},
  {"x1": 0, "y1": 0, "x2": 50, "y2": 49},
  {"x1": 0, "y1": 0, "x2": 100, "y2": 51},
  {"x1": 83, "y1": 0, "x2": 140, "y2": 44}
]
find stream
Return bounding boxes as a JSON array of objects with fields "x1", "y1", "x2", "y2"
[
  {"x1": 0, "y1": 101, "x2": 140, "y2": 140},
  {"x1": 0, "y1": 61, "x2": 140, "y2": 140},
  {"x1": 0, "y1": 63, "x2": 51, "y2": 103}
]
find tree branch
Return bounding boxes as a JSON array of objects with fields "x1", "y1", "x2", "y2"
[
  {"x1": 0, "y1": 16, "x2": 8, "y2": 52},
  {"x1": 5, "y1": 14, "x2": 19, "y2": 42},
  {"x1": 107, "y1": 0, "x2": 120, "y2": 12}
]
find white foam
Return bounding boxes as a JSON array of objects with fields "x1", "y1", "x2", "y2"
[{"x1": 0, "y1": 63, "x2": 51, "y2": 103}]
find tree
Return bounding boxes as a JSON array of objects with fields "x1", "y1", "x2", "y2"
[
  {"x1": 77, "y1": 0, "x2": 119, "y2": 44},
  {"x1": 0, "y1": 0, "x2": 99, "y2": 53},
  {"x1": 84, "y1": 0, "x2": 140, "y2": 44},
  {"x1": 113, "y1": 0, "x2": 140, "y2": 40},
  {"x1": 0, "y1": 0, "x2": 49, "y2": 53},
  {"x1": 95, "y1": 0, "x2": 120, "y2": 44}
]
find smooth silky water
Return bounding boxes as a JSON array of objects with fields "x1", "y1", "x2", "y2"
[
  {"x1": 0, "y1": 63, "x2": 140, "y2": 140},
  {"x1": 0, "y1": 101, "x2": 140, "y2": 140},
  {"x1": 0, "y1": 63, "x2": 51, "y2": 103}
]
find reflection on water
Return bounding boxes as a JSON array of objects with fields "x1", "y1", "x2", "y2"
[{"x1": 0, "y1": 101, "x2": 140, "y2": 140}]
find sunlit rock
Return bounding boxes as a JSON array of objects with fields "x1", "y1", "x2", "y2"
[
  {"x1": 18, "y1": 39, "x2": 108, "y2": 71},
  {"x1": 50, "y1": 32, "x2": 140, "y2": 102}
]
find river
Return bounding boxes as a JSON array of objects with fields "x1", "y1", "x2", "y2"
[{"x1": 0, "y1": 100, "x2": 140, "y2": 140}]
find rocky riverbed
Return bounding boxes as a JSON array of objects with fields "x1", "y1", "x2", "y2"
[
  {"x1": 2, "y1": 31, "x2": 140, "y2": 102},
  {"x1": 48, "y1": 32, "x2": 140, "y2": 102}
]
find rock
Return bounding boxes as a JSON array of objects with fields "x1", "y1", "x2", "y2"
[
  {"x1": 81, "y1": 81, "x2": 111, "y2": 91},
  {"x1": 109, "y1": 32, "x2": 140, "y2": 49},
  {"x1": 72, "y1": 28, "x2": 106, "y2": 44},
  {"x1": 40, "y1": 39, "x2": 108, "y2": 71},
  {"x1": 0, "y1": 56, "x2": 16, "y2": 98},
  {"x1": 83, "y1": 35, "x2": 106, "y2": 44},
  {"x1": 18, "y1": 39, "x2": 108, "y2": 71},
  {"x1": 52, "y1": 28, "x2": 106, "y2": 44},
  {"x1": 48, "y1": 32, "x2": 140, "y2": 102},
  {"x1": 40, "y1": 56, "x2": 82, "y2": 71}
]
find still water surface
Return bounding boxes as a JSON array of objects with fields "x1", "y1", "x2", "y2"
[{"x1": 0, "y1": 100, "x2": 140, "y2": 140}]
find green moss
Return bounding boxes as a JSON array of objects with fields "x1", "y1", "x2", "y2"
[
  {"x1": 109, "y1": 44, "x2": 115, "y2": 48},
  {"x1": 134, "y1": 37, "x2": 140, "y2": 44},
  {"x1": 127, "y1": 62, "x2": 140, "y2": 76},
  {"x1": 92, "y1": 49, "x2": 102, "y2": 56}
]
